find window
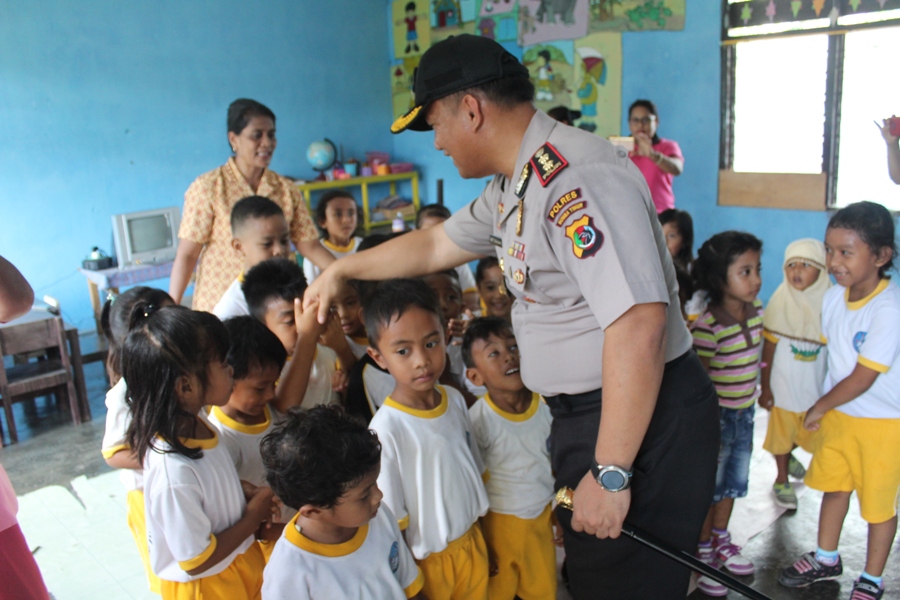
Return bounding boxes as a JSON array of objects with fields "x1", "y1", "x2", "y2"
[{"x1": 720, "y1": 1, "x2": 900, "y2": 210}]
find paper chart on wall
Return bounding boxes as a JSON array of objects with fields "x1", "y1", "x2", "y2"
[
  {"x1": 570, "y1": 33, "x2": 621, "y2": 138},
  {"x1": 392, "y1": 0, "x2": 432, "y2": 59},
  {"x1": 518, "y1": 0, "x2": 589, "y2": 45},
  {"x1": 588, "y1": 0, "x2": 685, "y2": 32}
]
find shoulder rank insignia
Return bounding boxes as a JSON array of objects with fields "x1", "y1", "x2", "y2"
[
  {"x1": 565, "y1": 215, "x2": 603, "y2": 259},
  {"x1": 530, "y1": 143, "x2": 568, "y2": 187}
]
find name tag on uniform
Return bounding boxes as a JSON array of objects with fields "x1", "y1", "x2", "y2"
[{"x1": 489, "y1": 235, "x2": 502, "y2": 247}]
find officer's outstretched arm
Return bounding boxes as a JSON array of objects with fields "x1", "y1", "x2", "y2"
[{"x1": 303, "y1": 223, "x2": 482, "y2": 324}]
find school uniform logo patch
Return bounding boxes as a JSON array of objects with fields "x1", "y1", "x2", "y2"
[
  {"x1": 530, "y1": 143, "x2": 568, "y2": 187},
  {"x1": 547, "y1": 188, "x2": 587, "y2": 227},
  {"x1": 389, "y1": 541, "x2": 400, "y2": 573},
  {"x1": 853, "y1": 331, "x2": 867, "y2": 353},
  {"x1": 565, "y1": 215, "x2": 603, "y2": 259}
]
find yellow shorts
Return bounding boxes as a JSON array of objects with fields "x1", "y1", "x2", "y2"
[
  {"x1": 762, "y1": 407, "x2": 821, "y2": 456},
  {"x1": 160, "y1": 542, "x2": 265, "y2": 600},
  {"x1": 805, "y1": 410, "x2": 900, "y2": 524},
  {"x1": 417, "y1": 522, "x2": 489, "y2": 600},
  {"x1": 481, "y1": 504, "x2": 556, "y2": 600},
  {"x1": 126, "y1": 489, "x2": 161, "y2": 594}
]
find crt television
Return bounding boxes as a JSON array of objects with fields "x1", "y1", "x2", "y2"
[{"x1": 111, "y1": 206, "x2": 181, "y2": 267}]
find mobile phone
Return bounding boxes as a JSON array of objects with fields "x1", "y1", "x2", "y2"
[{"x1": 891, "y1": 116, "x2": 900, "y2": 137}]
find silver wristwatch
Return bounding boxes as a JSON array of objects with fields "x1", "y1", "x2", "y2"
[{"x1": 590, "y1": 463, "x2": 633, "y2": 492}]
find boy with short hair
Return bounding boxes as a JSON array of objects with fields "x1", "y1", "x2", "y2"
[
  {"x1": 365, "y1": 278, "x2": 490, "y2": 600},
  {"x1": 462, "y1": 317, "x2": 557, "y2": 600},
  {"x1": 213, "y1": 195, "x2": 291, "y2": 320},
  {"x1": 243, "y1": 258, "x2": 352, "y2": 412},
  {"x1": 207, "y1": 316, "x2": 289, "y2": 558},
  {"x1": 260, "y1": 405, "x2": 425, "y2": 600}
]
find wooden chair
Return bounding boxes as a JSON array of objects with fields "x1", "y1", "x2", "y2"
[{"x1": 0, "y1": 316, "x2": 81, "y2": 444}]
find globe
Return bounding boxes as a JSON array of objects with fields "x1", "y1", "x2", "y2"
[{"x1": 306, "y1": 139, "x2": 337, "y2": 172}]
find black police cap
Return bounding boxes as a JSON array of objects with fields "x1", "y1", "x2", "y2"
[{"x1": 391, "y1": 34, "x2": 530, "y2": 134}]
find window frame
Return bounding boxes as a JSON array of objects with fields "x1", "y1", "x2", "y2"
[{"x1": 718, "y1": 1, "x2": 900, "y2": 211}]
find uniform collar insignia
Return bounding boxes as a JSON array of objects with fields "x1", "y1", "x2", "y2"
[
  {"x1": 530, "y1": 142, "x2": 568, "y2": 187},
  {"x1": 515, "y1": 163, "x2": 531, "y2": 198}
]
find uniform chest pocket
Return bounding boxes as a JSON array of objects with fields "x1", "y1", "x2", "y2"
[{"x1": 502, "y1": 254, "x2": 556, "y2": 305}]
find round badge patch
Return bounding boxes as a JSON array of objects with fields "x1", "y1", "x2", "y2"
[
  {"x1": 853, "y1": 331, "x2": 867, "y2": 353},
  {"x1": 513, "y1": 269, "x2": 525, "y2": 284},
  {"x1": 564, "y1": 215, "x2": 603, "y2": 259}
]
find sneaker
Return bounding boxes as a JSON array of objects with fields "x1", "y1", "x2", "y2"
[
  {"x1": 696, "y1": 545, "x2": 727, "y2": 597},
  {"x1": 850, "y1": 577, "x2": 884, "y2": 599},
  {"x1": 778, "y1": 551, "x2": 843, "y2": 587},
  {"x1": 773, "y1": 481, "x2": 799, "y2": 509},
  {"x1": 713, "y1": 531, "x2": 755, "y2": 575},
  {"x1": 788, "y1": 454, "x2": 807, "y2": 479}
]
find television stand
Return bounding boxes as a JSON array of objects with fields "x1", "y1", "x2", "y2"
[{"x1": 78, "y1": 261, "x2": 174, "y2": 336}]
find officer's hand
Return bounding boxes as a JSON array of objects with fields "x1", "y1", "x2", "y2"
[
  {"x1": 303, "y1": 264, "x2": 349, "y2": 324},
  {"x1": 570, "y1": 471, "x2": 630, "y2": 539}
]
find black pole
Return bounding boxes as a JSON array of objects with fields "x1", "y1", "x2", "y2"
[{"x1": 437, "y1": 178, "x2": 444, "y2": 206}]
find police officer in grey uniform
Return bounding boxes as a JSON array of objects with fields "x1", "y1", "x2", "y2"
[{"x1": 305, "y1": 35, "x2": 719, "y2": 599}]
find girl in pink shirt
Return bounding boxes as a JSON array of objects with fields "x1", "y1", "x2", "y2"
[{"x1": 628, "y1": 99, "x2": 684, "y2": 213}]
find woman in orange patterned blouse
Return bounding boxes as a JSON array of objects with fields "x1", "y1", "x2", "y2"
[{"x1": 169, "y1": 99, "x2": 335, "y2": 312}]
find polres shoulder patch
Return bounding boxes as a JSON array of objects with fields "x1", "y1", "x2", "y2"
[{"x1": 530, "y1": 143, "x2": 568, "y2": 187}]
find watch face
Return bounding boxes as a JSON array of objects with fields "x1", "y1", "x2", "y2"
[{"x1": 600, "y1": 470, "x2": 626, "y2": 491}]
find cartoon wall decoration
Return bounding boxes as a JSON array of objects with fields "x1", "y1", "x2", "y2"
[
  {"x1": 523, "y1": 42, "x2": 575, "y2": 109},
  {"x1": 391, "y1": 57, "x2": 420, "y2": 121},
  {"x1": 388, "y1": 0, "x2": 650, "y2": 139},
  {"x1": 518, "y1": 0, "x2": 590, "y2": 45},
  {"x1": 476, "y1": 0, "x2": 520, "y2": 41},
  {"x1": 432, "y1": 0, "x2": 462, "y2": 29},
  {"x1": 392, "y1": 0, "x2": 432, "y2": 58},
  {"x1": 572, "y1": 33, "x2": 621, "y2": 136},
  {"x1": 588, "y1": 0, "x2": 685, "y2": 32},
  {"x1": 479, "y1": 0, "x2": 517, "y2": 16},
  {"x1": 459, "y1": 0, "x2": 479, "y2": 21}
]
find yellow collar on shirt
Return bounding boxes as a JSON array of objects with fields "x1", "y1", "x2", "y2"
[
  {"x1": 384, "y1": 386, "x2": 448, "y2": 419},
  {"x1": 323, "y1": 238, "x2": 355, "y2": 253},
  {"x1": 285, "y1": 512, "x2": 369, "y2": 557},
  {"x1": 845, "y1": 278, "x2": 889, "y2": 311},
  {"x1": 483, "y1": 392, "x2": 541, "y2": 422},
  {"x1": 210, "y1": 405, "x2": 271, "y2": 435}
]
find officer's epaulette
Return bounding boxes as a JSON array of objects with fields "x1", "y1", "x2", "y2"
[{"x1": 529, "y1": 142, "x2": 568, "y2": 187}]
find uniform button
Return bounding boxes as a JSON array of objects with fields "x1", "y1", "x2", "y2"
[{"x1": 617, "y1": 149, "x2": 627, "y2": 158}]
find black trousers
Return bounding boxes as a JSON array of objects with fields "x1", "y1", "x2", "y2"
[{"x1": 547, "y1": 350, "x2": 720, "y2": 600}]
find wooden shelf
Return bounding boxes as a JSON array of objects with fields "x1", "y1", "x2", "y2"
[{"x1": 296, "y1": 171, "x2": 420, "y2": 232}]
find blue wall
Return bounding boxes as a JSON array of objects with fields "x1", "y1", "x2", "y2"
[
  {"x1": 393, "y1": 4, "x2": 835, "y2": 302},
  {"x1": 0, "y1": 1, "x2": 392, "y2": 330}
]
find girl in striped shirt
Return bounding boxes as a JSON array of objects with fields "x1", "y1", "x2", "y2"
[{"x1": 690, "y1": 231, "x2": 764, "y2": 597}]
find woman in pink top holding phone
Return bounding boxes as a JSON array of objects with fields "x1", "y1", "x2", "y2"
[{"x1": 628, "y1": 99, "x2": 684, "y2": 213}]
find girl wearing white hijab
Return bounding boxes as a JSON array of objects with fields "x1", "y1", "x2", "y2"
[{"x1": 759, "y1": 238, "x2": 831, "y2": 510}]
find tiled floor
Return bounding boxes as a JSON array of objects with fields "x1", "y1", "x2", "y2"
[{"x1": 2, "y1": 334, "x2": 900, "y2": 599}]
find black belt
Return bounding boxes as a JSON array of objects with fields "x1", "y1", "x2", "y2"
[{"x1": 544, "y1": 350, "x2": 693, "y2": 412}]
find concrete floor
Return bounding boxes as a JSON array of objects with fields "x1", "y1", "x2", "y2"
[{"x1": 2, "y1": 334, "x2": 900, "y2": 599}]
